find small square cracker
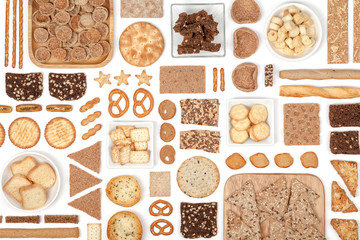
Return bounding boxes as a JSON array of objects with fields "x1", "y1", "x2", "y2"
[{"x1": 150, "y1": 172, "x2": 170, "y2": 197}]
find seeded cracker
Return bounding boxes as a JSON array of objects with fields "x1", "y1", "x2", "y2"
[
  {"x1": 284, "y1": 197, "x2": 320, "y2": 228},
  {"x1": 180, "y1": 130, "x2": 220, "y2": 153},
  {"x1": 226, "y1": 210, "x2": 253, "y2": 239},
  {"x1": 69, "y1": 164, "x2": 102, "y2": 197},
  {"x1": 68, "y1": 188, "x2": 101, "y2": 220},
  {"x1": 331, "y1": 160, "x2": 358, "y2": 197},
  {"x1": 49, "y1": 73, "x2": 87, "y2": 101},
  {"x1": 6, "y1": 73, "x2": 43, "y2": 101},
  {"x1": 180, "y1": 99, "x2": 219, "y2": 126}
]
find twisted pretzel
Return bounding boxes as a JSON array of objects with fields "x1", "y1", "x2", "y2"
[
  {"x1": 108, "y1": 89, "x2": 129, "y2": 118},
  {"x1": 133, "y1": 88, "x2": 154, "y2": 118},
  {"x1": 150, "y1": 219, "x2": 174, "y2": 236},
  {"x1": 149, "y1": 200, "x2": 173, "y2": 217}
]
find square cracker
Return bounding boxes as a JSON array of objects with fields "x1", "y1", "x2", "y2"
[
  {"x1": 283, "y1": 103, "x2": 320, "y2": 145},
  {"x1": 110, "y1": 128, "x2": 126, "y2": 143},
  {"x1": 150, "y1": 172, "x2": 170, "y2": 197},
  {"x1": 87, "y1": 223, "x2": 101, "y2": 240},
  {"x1": 116, "y1": 126, "x2": 135, "y2": 138},
  {"x1": 121, "y1": 0, "x2": 163, "y2": 18},
  {"x1": 130, "y1": 128, "x2": 149, "y2": 142}
]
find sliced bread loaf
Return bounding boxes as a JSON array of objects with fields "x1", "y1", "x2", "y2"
[
  {"x1": 27, "y1": 163, "x2": 56, "y2": 189},
  {"x1": 10, "y1": 156, "x2": 37, "y2": 176},
  {"x1": 3, "y1": 174, "x2": 32, "y2": 203},
  {"x1": 20, "y1": 184, "x2": 47, "y2": 210}
]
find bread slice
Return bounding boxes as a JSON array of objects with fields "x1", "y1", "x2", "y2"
[
  {"x1": 107, "y1": 211, "x2": 142, "y2": 240},
  {"x1": 331, "y1": 181, "x2": 358, "y2": 213},
  {"x1": 331, "y1": 218, "x2": 358, "y2": 240},
  {"x1": 331, "y1": 160, "x2": 358, "y2": 197},
  {"x1": 20, "y1": 184, "x2": 47, "y2": 210},
  {"x1": 87, "y1": 223, "x2": 101, "y2": 240},
  {"x1": 119, "y1": 146, "x2": 131, "y2": 165},
  {"x1": 10, "y1": 156, "x2": 37, "y2": 176},
  {"x1": 129, "y1": 151, "x2": 150, "y2": 163},
  {"x1": 3, "y1": 174, "x2": 32, "y2": 203},
  {"x1": 27, "y1": 163, "x2": 56, "y2": 190},
  {"x1": 130, "y1": 128, "x2": 149, "y2": 142}
]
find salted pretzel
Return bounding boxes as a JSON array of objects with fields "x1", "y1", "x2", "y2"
[
  {"x1": 133, "y1": 88, "x2": 154, "y2": 118},
  {"x1": 220, "y1": 68, "x2": 225, "y2": 91},
  {"x1": 108, "y1": 89, "x2": 129, "y2": 118},
  {"x1": 149, "y1": 200, "x2": 173, "y2": 217},
  {"x1": 150, "y1": 219, "x2": 174, "y2": 236},
  {"x1": 213, "y1": 67, "x2": 217, "y2": 92}
]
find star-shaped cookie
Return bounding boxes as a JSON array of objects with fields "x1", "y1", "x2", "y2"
[
  {"x1": 114, "y1": 70, "x2": 131, "y2": 86},
  {"x1": 136, "y1": 70, "x2": 152, "y2": 86},
  {"x1": 94, "y1": 71, "x2": 111, "y2": 88}
]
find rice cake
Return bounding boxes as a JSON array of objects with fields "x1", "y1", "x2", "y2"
[
  {"x1": 49, "y1": 73, "x2": 87, "y2": 101},
  {"x1": 121, "y1": 0, "x2": 163, "y2": 18},
  {"x1": 9, "y1": 118, "x2": 40, "y2": 149},
  {"x1": 329, "y1": 103, "x2": 360, "y2": 127},
  {"x1": 119, "y1": 22, "x2": 164, "y2": 67},
  {"x1": 180, "y1": 99, "x2": 219, "y2": 126},
  {"x1": 330, "y1": 131, "x2": 360, "y2": 154},
  {"x1": 160, "y1": 66, "x2": 206, "y2": 94},
  {"x1": 177, "y1": 156, "x2": 219, "y2": 198},
  {"x1": 45, "y1": 117, "x2": 76, "y2": 149},
  {"x1": 6, "y1": 73, "x2": 43, "y2": 101},
  {"x1": 180, "y1": 130, "x2": 220, "y2": 153}
]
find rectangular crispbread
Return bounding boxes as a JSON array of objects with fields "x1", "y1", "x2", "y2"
[
  {"x1": 121, "y1": 0, "x2": 163, "y2": 18},
  {"x1": 119, "y1": 146, "x2": 131, "y2": 165},
  {"x1": 117, "y1": 126, "x2": 135, "y2": 138},
  {"x1": 330, "y1": 131, "x2": 360, "y2": 154},
  {"x1": 134, "y1": 141, "x2": 148, "y2": 151},
  {"x1": 150, "y1": 172, "x2": 170, "y2": 197},
  {"x1": 110, "y1": 129, "x2": 126, "y2": 143}
]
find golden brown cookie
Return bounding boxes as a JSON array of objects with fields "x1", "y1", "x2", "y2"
[
  {"x1": 160, "y1": 123, "x2": 175, "y2": 143},
  {"x1": 229, "y1": 104, "x2": 249, "y2": 120},
  {"x1": 160, "y1": 145, "x2": 175, "y2": 165},
  {"x1": 9, "y1": 117, "x2": 40, "y2": 149},
  {"x1": 300, "y1": 152, "x2": 318, "y2": 168},
  {"x1": 274, "y1": 153, "x2": 294, "y2": 168},
  {"x1": 226, "y1": 153, "x2": 246, "y2": 170},
  {"x1": 249, "y1": 104, "x2": 268, "y2": 124},
  {"x1": 45, "y1": 117, "x2": 76, "y2": 149},
  {"x1": 230, "y1": 128, "x2": 248, "y2": 144},
  {"x1": 158, "y1": 100, "x2": 176, "y2": 120},
  {"x1": 231, "y1": 118, "x2": 251, "y2": 131},
  {"x1": 0, "y1": 123, "x2": 5, "y2": 148},
  {"x1": 249, "y1": 122, "x2": 270, "y2": 142},
  {"x1": 249, "y1": 153, "x2": 269, "y2": 168}
]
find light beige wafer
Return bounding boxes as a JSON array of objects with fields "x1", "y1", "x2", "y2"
[
  {"x1": 45, "y1": 117, "x2": 76, "y2": 149},
  {"x1": 9, "y1": 117, "x2": 40, "y2": 149},
  {"x1": 355, "y1": 0, "x2": 360, "y2": 62},
  {"x1": 0, "y1": 123, "x2": 5, "y2": 147}
]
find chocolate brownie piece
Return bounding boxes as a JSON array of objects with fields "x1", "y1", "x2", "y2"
[
  {"x1": 330, "y1": 131, "x2": 360, "y2": 154},
  {"x1": 181, "y1": 202, "x2": 217, "y2": 238},
  {"x1": 6, "y1": 73, "x2": 43, "y2": 101},
  {"x1": 330, "y1": 103, "x2": 360, "y2": 127},
  {"x1": 180, "y1": 99, "x2": 219, "y2": 126},
  {"x1": 49, "y1": 73, "x2": 86, "y2": 101},
  {"x1": 180, "y1": 130, "x2": 220, "y2": 153},
  {"x1": 5, "y1": 216, "x2": 40, "y2": 223},
  {"x1": 44, "y1": 215, "x2": 79, "y2": 224}
]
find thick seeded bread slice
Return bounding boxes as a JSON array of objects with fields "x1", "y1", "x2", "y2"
[
  {"x1": 27, "y1": 163, "x2": 56, "y2": 190},
  {"x1": 107, "y1": 211, "x2": 142, "y2": 240},
  {"x1": 10, "y1": 156, "x2": 37, "y2": 176},
  {"x1": 106, "y1": 176, "x2": 141, "y2": 207},
  {"x1": 87, "y1": 223, "x2": 101, "y2": 240},
  {"x1": 3, "y1": 174, "x2": 32, "y2": 203},
  {"x1": 20, "y1": 184, "x2": 47, "y2": 210}
]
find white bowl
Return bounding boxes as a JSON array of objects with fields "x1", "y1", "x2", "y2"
[
  {"x1": 227, "y1": 99, "x2": 275, "y2": 146},
  {"x1": 265, "y1": 2, "x2": 322, "y2": 61},
  {"x1": 106, "y1": 121, "x2": 154, "y2": 169},
  {"x1": 1, "y1": 152, "x2": 60, "y2": 212}
]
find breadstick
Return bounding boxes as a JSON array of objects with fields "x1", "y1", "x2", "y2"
[
  {"x1": 213, "y1": 68, "x2": 217, "y2": 92},
  {"x1": 81, "y1": 111, "x2": 101, "y2": 126},
  {"x1": 18, "y1": 0, "x2": 23, "y2": 69},
  {"x1": 220, "y1": 68, "x2": 225, "y2": 91},
  {"x1": 12, "y1": 0, "x2": 17, "y2": 68},
  {"x1": 0, "y1": 228, "x2": 79, "y2": 238},
  {"x1": 280, "y1": 69, "x2": 360, "y2": 80},
  {"x1": 80, "y1": 97, "x2": 100, "y2": 112},
  {"x1": 5, "y1": 0, "x2": 10, "y2": 67},
  {"x1": 280, "y1": 86, "x2": 360, "y2": 99},
  {"x1": 82, "y1": 124, "x2": 102, "y2": 140},
  {"x1": 16, "y1": 104, "x2": 42, "y2": 112}
]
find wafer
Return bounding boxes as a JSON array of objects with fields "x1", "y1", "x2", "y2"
[
  {"x1": 45, "y1": 117, "x2": 76, "y2": 149},
  {"x1": 9, "y1": 117, "x2": 40, "y2": 149}
]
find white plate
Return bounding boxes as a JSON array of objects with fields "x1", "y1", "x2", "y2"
[
  {"x1": 1, "y1": 152, "x2": 60, "y2": 212},
  {"x1": 264, "y1": 2, "x2": 322, "y2": 61},
  {"x1": 227, "y1": 99, "x2": 275, "y2": 146},
  {"x1": 106, "y1": 121, "x2": 154, "y2": 169}
]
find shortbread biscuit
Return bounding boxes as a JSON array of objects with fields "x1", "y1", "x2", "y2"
[
  {"x1": 231, "y1": 118, "x2": 251, "y2": 131},
  {"x1": 45, "y1": 117, "x2": 76, "y2": 149},
  {"x1": 229, "y1": 104, "x2": 249, "y2": 120},
  {"x1": 275, "y1": 153, "x2": 294, "y2": 168},
  {"x1": 106, "y1": 176, "x2": 141, "y2": 207},
  {"x1": 249, "y1": 104, "x2": 268, "y2": 124},
  {"x1": 230, "y1": 128, "x2": 248, "y2": 144},
  {"x1": 300, "y1": 152, "x2": 318, "y2": 168},
  {"x1": 9, "y1": 118, "x2": 40, "y2": 149},
  {"x1": 250, "y1": 122, "x2": 270, "y2": 142},
  {"x1": 249, "y1": 153, "x2": 269, "y2": 168}
]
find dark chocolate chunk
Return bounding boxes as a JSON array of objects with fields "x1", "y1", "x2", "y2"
[
  {"x1": 6, "y1": 73, "x2": 43, "y2": 101},
  {"x1": 330, "y1": 103, "x2": 360, "y2": 127},
  {"x1": 49, "y1": 73, "x2": 86, "y2": 101},
  {"x1": 330, "y1": 131, "x2": 360, "y2": 154}
]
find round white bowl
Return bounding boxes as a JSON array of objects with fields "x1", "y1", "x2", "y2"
[
  {"x1": 265, "y1": 2, "x2": 322, "y2": 61},
  {"x1": 1, "y1": 152, "x2": 60, "y2": 212}
]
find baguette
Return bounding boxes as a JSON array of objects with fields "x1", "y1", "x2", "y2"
[
  {"x1": 280, "y1": 69, "x2": 360, "y2": 80},
  {"x1": 0, "y1": 228, "x2": 79, "y2": 238},
  {"x1": 280, "y1": 86, "x2": 360, "y2": 99}
]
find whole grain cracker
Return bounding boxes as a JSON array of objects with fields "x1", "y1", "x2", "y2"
[
  {"x1": 150, "y1": 172, "x2": 170, "y2": 197},
  {"x1": 68, "y1": 188, "x2": 101, "y2": 220},
  {"x1": 67, "y1": 141, "x2": 101, "y2": 173},
  {"x1": 70, "y1": 164, "x2": 102, "y2": 197}
]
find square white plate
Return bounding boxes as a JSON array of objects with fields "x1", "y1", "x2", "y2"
[
  {"x1": 227, "y1": 99, "x2": 275, "y2": 146},
  {"x1": 106, "y1": 121, "x2": 154, "y2": 169}
]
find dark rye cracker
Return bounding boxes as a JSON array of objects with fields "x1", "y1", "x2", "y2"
[
  {"x1": 180, "y1": 130, "x2": 220, "y2": 153},
  {"x1": 180, "y1": 99, "x2": 219, "y2": 126},
  {"x1": 330, "y1": 131, "x2": 360, "y2": 154},
  {"x1": 181, "y1": 202, "x2": 217, "y2": 238},
  {"x1": 329, "y1": 103, "x2": 360, "y2": 127},
  {"x1": 121, "y1": 0, "x2": 163, "y2": 18},
  {"x1": 49, "y1": 73, "x2": 86, "y2": 101},
  {"x1": 160, "y1": 66, "x2": 205, "y2": 94},
  {"x1": 5, "y1": 216, "x2": 40, "y2": 224},
  {"x1": 67, "y1": 141, "x2": 101, "y2": 173},
  {"x1": 6, "y1": 73, "x2": 43, "y2": 101},
  {"x1": 69, "y1": 164, "x2": 102, "y2": 197},
  {"x1": 45, "y1": 215, "x2": 79, "y2": 224},
  {"x1": 68, "y1": 188, "x2": 101, "y2": 220}
]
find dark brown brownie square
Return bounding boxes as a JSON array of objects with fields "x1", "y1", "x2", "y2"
[
  {"x1": 329, "y1": 103, "x2": 360, "y2": 127},
  {"x1": 330, "y1": 131, "x2": 360, "y2": 154}
]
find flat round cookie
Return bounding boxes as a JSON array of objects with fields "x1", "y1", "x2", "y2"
[
  {"x1": 63, "y1": 48, "x2": 73, "y2": 62},
  {"x1": 107, "y1": 211, "x2": 142, "y2": 240},
  {"x1": 79, "y1": 31, "x2": 91, "y2": 45},
  {"x1": 45, "y1": 117, "x2": 76, "y2": 149},
  {"x1": 47, "y1": 22, "x2": 57, "y2": 36},
  {"x1": 34, "y1": 28, "x2": 49, "y2": 43},
  {"x1": 80, "y1": 13, "x2": 95, "y2": 28},
  {"x1": 54, "y1": 11, "x2": 70, "y2": 25},
  {"x1": 89, "y1": 43, "x2": 103, "y2": 57},
  {"x1": 86, "y1": 28, "x2": 101, "y2": 43},
  {"x1": 0, "y1": 123, "x2": 5, "y2": 148},
  {"x1": 106, "y1": 176, "x2": 141, "y2": 207},
  {"x1": 92, "y1": 6, "x2": 108, "y2": 23},
  {"x1": 96, "y1": 22, "x2": 109, "y2": 38},
  {"x1": 34, "y1": 47, "x2": 51, "y2": 62},
  {"x1": 75, "y1": 0, "x2": 88, "y2": 5},
  {"x1": 55, "y1": 25, "x2": 73, "y2": 41},
  {"x1": 81, "y1": 3, "x2": 94, "y2": 12},
  {"x1": 63, "y1": 32, "x2": 78, "y2": 48},
  {"x1": 70, "y1": 15, "x2": 82, "y2": 31},
  {"x1": 68, "y1": 5, "x2": 80, "y2": 16},
  {"x1": 47, "y1": 37, "x2": 62, "y2": 50},
  {"x1": 89, "y1": 0, "x2": 105, "y2": 6},
  {"x1": 9, "y1": 117, "x2": 40, "y2": 149},
  {"x1": 71, "y1": 46, "x2": 87, "y2": 61},
  {"x1": 119, "y1": 22, "x2": 164, "y2": 67},
  {"x1": 177, "y1": 156, "x2": 220, "y2": 198},
  {"x1": 98, "y1": 40, "x2": 110, "y2": 56},
  {"x1": 39, "y1": 2, "x2": 55, "y2": 16},
  {"x1": 51, "y1": 48, "x2": 67, "y2": 60},
  {"x1": 33, "y1": 11, "x2": 51, "y2": 27},
  {"x1": 54, "y1": 0, "x2": 69, "y2": 10}
]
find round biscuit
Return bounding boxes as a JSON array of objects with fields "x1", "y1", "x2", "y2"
[
  {"x1": 300, "y1": 152, "x2": 318, "y2": 168},
  {"x1": 106, "y1": 176, "x2": 141, "y2": 207},
  {"x1": 251, "y1": 122, "x2": 270, "y2": 141},
  {"x1": 45, "y1": 117, "x2": 76, "y2": 149},
  {"x1": 9, "y1": 118, "x2": 40, "y2": 149},
  {"x1": 229, "y1": 104, "x2": 249, "y2": 120},
  {"x1": 107, "y1": 211, "x2": 142, "y2": 240},
  {"x1": 275, "y1": 153, "x2": 294, "y2": 168},
  {"x1": 230, "y1": 128, "x2": 248, "y2": 144},
  {"x1": 249, "y1": 153, "x2": 270, "y2": 168},
  {"x1": 249, "y1": 104, "x2": 268, "y2": 124},
  {"x1": 231, "y1": 117, "x2": 251, "y2": 131}
]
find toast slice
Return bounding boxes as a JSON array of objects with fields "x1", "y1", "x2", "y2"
[
  {"x1": 87, "y1": 223, "x2": 101, "y2": 240},
  {"x1": 27, "y1": 163, "x2": 56, "y2": 190},
  {"x1": 332, "y1": 181, "x2": 358, "y2": 213},
  {"x1": 10, "y1": 156, "x2": 37, "y2": 176},
  {"x1": 68, "y1": 188, "x2": 101, "y2": 220},
  {"x1": 20, "y1": 184, "x2": 47, "y2": 210},
  {"x1": 331, "y1": 160, "x2": 358, "y2": 197},
  {"x1": 70, "y1": 165, "x2": 102, "y2": 197},
  {"x1": 3, "y1": 174, "x2": 32, "y2": 203},
  {"x1": 67, "y1": 142, "x2": 101, "y2": 173},
  {"x1": 331, "y1": 218, "x2": 358, "y2": 240}
]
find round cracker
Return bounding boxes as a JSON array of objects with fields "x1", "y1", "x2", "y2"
[
  {"x1": 96, "y1": 22, "x2": 109, "y2": 38},
  {"x1": 92, "y1": 6, "x2": 108, "y2": 23},
  {"x1": 249, "y1": 104, "x2": 268, "y2": 124},
  {"x1": 89, "y1": 43, "x2": 103, "y2": 57},
  {"x1": 47, "y1": 37, "x2": 62, "y2": 50},
  {"x1": 68, "y1": 5, "x2": 80, "y2": 16},
  {"x1": 106, "y1": 176, "x2": 141, "y2": 207},
  {"x1": 45, "y1": 117, "x2": 75, "y2": 149},
  {"x1": 70, "y1": 15, "x2": 82, "y2": 32},
  {"x1": 89, "y1": 0, "x2": 105, "y2": 6},
  {"x1": 98, "y1": 40, "x2": 110, "y2": 56},
  {"x1": 230, "y1": 128, "x2": 249, "y2": 144},
  {"x1": 251, "y1": 122, "x2": 270, "y2": 142},
  {"x1": 55, "y1": 25, "x2": 73, "y2": 41},
  {"x1": 0, "y1": 123, "x2": 5, "y2": 148},
  {"x1": 177, "y1": 156, "x2": 219, "y2": 198},
  {"x1": 107, "y1": 211, "x2": 142, "y2": 240},
  {"x1": 119, "y1": 22, "x2": 164, "y2": 67},
  {"x1": 80, "y1": 13, "x2": 95, "y2": 28},
  {"x1": 33, "y1": 11, "x2": 51, "y2": 27},
  {"x1": 81, "y1": 3, "x2": 94, "y2": 12},
  {"x1": 39, "y1": 2, "x2": 55, "y2": 16},
  {"x1": 54, "y1": 11, "x2": 70, "y2": 25},
  {"x1": 54, "y1": 0, "x2": 69, "y2": 10},
  {"x1": 86, "y1": 28, "x2": 101, "y2": 43},
  {"x1": 9, "y1": 118, "x2": 40, "y2": 149},
  {"x1": 34, "y1": 28, "x2": 49, "y2": 43},
  {"x1": 63, "y1": 32, "x2": 78, "y2": 48},
  {"x1": 34, "y1": 47, "x2": 51, "y2": 62},
  {"x1": 51, "y1": 48, "x2": 67, "y2": 60},
  {"x1": 71, "y1": 46, "x2": 87, "y2": 61},
  {"x1": 229, "y1": 104, "x2": 249, "y2": 120},
  {"x1": 231, "y1": 117, "x2": 251, "y2": 131}
]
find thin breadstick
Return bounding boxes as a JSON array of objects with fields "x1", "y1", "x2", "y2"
[
  {"x1": 220, "y1": 68, "x2": 225, "y2": 91},
  {"x1": 280, "y1": 69, "x2": 360, "y2": 80},
  {"x1": 213, "y1": 68, "x2": 217, "y2": 92},
  {"x1": 4, "y1": 0, "x2": 10, "y2": 67},
  {"x1": 280, "y1": 85, "x2": 360, "y2": 99},
  {"x1": 12, "y1": 0, "x2": 17, "y2": 68},
  {"x1": 18, "y1": 0, "x2": 23, "y2": 69}
]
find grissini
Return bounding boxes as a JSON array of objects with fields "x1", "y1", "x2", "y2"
[
  {"x1": 12, "y1": 0, "x2": 17, "y2": 68},
  {"x1": 280, "y1": 86, "x2": 360, "y2": 99},
  {"x1": 0, "y1": 228, "x2": 79, "y2": 238},
  {"x1": 280, "y1": 70, "x2": 360, "y2": 80},
  {"x1": 5, "y1": 0, "x2": 10, "y2": 67},
  {"x1": 18, "y1": 0, "x2": 23, "y2": 69}
]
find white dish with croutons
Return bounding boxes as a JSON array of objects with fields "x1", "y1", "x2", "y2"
[{"x1": 265, "y1": 3, "x2": 322, "y2": 61}]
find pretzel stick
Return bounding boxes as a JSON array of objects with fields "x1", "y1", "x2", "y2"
[
  {"x1": 18, "y1": 0, "x2": 23, "y2": 69},
  {"x1": 213, "y1": 68, "x2": 217, "y2": 92},
  {"x1": 280, "y1": 86, "x2": 360, "y2": 99},
  {"x1": 4, "y1": 0, "x2": 10, "y2": 67},
  {"x1": 220, "y1": 68, "x2": 225, "y2": 91},
  {"x1": 12, "y1": 0, "x2": 17, "y2": 68}
]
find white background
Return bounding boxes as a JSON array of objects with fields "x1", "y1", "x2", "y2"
[{"x1": 0, "y1": 0, "x2": 358, "y2": 239}]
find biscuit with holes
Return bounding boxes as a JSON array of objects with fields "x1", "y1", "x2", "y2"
[
  {"x1": 45, "y1": 117, "x2": 76, "y2": 149},
  {"x1": 9, "y1": 118, "x2": 40, "y2": 149}
]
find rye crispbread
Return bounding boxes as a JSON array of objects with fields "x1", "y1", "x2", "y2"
[
  {"x1": 67, "y1": 141, "x2": 101, "y2": 173},
  {"x1": 68, "y1": 188, "x2": 101, "y2": 220},
  {"x1": 6, "y1": 216, "x2": 40, "y2": 223},
  {"x1": 69, "y1": 164, "x2": 102, "y2": 197},
  {"x1": 45, "y1": 215, "x2": 79, "y2": 224},
  {"x1": 121, "y1": 0, "x2": 163, "y2": 18}
]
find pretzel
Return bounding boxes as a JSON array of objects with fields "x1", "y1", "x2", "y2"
[
  {"x1": 150, "y1": 219, "x2": 173, "y2": 236},
  {"x1": 5, "y1": 0, "x2": 10, "y2": 67},
  {"x1": 80, "y1": 97, "x2": 100, "y2": 112},
  {"x1": 18, "y1": 0, "x2": 23, "y2": 69},
  {"x1": 213, "y1": 68, "x2": 217, "y2": 92},
  {"x1": 82, "y1": 124, "x2": 102, "y2": 140},
  {"x1": 81, "y1": 111, "x2": 101, "y2": 126},
  {"x1": 47, "y1": 105, "x2": 73, "y2": 112},
  {"x1": 12, "y1": 0, "x2": 17, "y2": 68},
  {"x1": 133, "y1": 88, "x2": 154, "y2": 118},
  {"x1": 149, "y1": 200, "x2": 173, "y2": 217},
  {"x1": 108, "y1": 89, "x2": 129, "y2": 118},
  {"x1": 220, "y1": 68, "x2": 225, "y2": 91}
]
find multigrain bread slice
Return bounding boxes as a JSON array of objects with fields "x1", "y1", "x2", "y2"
[
  {"x1": 27, "y1": 163, "x2": 56, "y2": 190},
  {"x1": 69, "y1": 164, "x2": 102, "y2": 197},
  {"x1": 87, "y1": 223, "x2": 101, "y2": 240},
  {"x1": 20, "y1": 184, "x2": 47, "y2": 210},
  {"x1": 331, "y1": 160, "x2": 358, "y2": 197},
  {"x1": 331, "y1": 181, "x2": 358, "y2": 213},
  {"x1": 67, "y1": 141, "x2": 101, "y2": 173},
  {"x1": 331, "y1": 218, "x2": 358, "y2": 240},
  {"x1": 10, "y1": 156, "x2": 37, "y2": 176},
  {"x1": 3, "y1": 174, "x2": 32, "y2": 203},
  {"x1": 107, "y1": 211, "x2": 142, "y2": 240}
]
